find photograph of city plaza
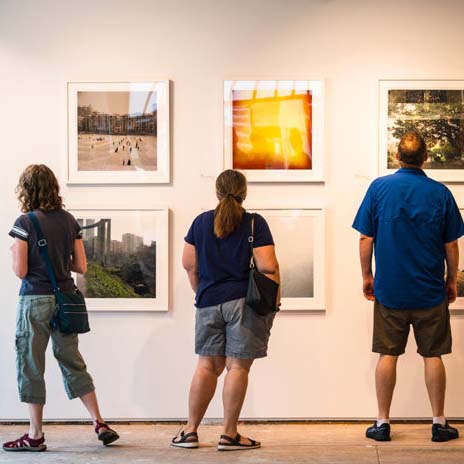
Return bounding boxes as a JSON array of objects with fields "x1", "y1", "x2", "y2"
[
  {"x1": 75, "y1": 216, "x2": 156, "y2": 299},
  {"x1": 77, "y1": 90, "x2": 157, "y2": 172}
]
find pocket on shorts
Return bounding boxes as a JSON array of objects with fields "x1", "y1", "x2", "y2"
[
  {"x1": 30, "y1": 296, "x2": 55, "y2": 323},
  {"x1": 16, "y1": 298, "x2": 31, "y2": 336},
  {"x1": 243, "y1": 304, "x2": 275, "y2": 337}
]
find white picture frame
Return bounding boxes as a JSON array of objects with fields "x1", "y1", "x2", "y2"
[
  {"x1": 67, "y1": 81, "x2": 170, "y2": 184},
  {"x1": 379, "y1": 80, "x2": 464, "y2": 182},
  {"x1": 68, "y1": 207, "x2": 169, "y2": 312},
  {"x1": 250, "y1": 208, "x2": 326, "y2": 311},
  {"x1": 224, "y1": 80, "x2": 324, "y2": 182}
]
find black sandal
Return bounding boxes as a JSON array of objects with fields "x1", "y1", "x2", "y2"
[
  {"x1": 171, "y1": 431, "x2": 199, "y2": 449},
  {"x1": 217, "y1": 433, "x2": 261, "y2": 451}
]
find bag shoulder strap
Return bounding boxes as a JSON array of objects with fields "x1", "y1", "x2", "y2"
[
  {"x1": 27, "y1": 212, "x2": 59, "y2": 291},
  {"x1": 248, "y1": 213, "x2": 255, "y2": 269}
]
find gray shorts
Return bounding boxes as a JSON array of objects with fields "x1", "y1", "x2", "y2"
[{"x1": 195, "y1": 297, "x2": 275, "y2": 359}]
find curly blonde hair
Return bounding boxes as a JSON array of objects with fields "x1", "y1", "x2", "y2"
[{"x1": 16, "y1": 164, "x2": 63, "y2": 213}]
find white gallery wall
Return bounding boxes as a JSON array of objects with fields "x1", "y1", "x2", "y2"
[{"x1": 1, "y1": 0, "x2": 464, "y2": 420}]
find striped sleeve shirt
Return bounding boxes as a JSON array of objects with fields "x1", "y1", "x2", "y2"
[{"x1": 9, "y1": 215, "x2": 30, "y2": 241}]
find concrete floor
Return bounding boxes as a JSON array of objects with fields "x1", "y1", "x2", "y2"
[{"x1": 0, "y1": 423, "x2": 463, "y2": 463}]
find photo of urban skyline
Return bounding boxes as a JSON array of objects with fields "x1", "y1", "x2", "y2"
[
  {"x1": 75, "y1": 216, "x2": 157, "y2": 299},
  {"x1": 77, "y1": 90, "x2": 158, "y2": 172}
]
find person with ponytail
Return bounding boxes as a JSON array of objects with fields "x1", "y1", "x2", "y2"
[{"x1": 172, "y1": 169, "x2": 280, "y2": 451}]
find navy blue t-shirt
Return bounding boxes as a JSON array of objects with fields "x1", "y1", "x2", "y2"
[
  {"x1": 185, "y1": 210, "x2": 274, "y2": 308},
  {"x1": 353, "y1": 168, "x2": 464, "y2": 309},
  {"x1": 9, "y1": 209, "x2": 82, "y2": 295}
]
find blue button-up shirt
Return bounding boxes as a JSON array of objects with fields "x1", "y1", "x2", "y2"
[{"x1": 353, "y1": 168, "x2": 464, "y2": 309}]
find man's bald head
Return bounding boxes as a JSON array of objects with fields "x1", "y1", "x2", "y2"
[{"x1": 397, "y1": 131, "x2": 427, "y2": 167}]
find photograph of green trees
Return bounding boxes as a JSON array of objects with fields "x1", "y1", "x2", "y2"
[{"x1": 387, "y1": 89, "x2": 464, "y2": 170}]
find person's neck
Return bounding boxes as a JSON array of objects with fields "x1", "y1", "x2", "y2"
[{"x1": 399, "y1": 163, "x2": 424, "y2": 170}]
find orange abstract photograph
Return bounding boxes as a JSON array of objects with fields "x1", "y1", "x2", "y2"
[{"x1": 232, "y1": 87, "x2": 312, "y2": 170}]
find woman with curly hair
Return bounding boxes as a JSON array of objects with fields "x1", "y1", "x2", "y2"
[{"x1": 3, "y1": 165, "x2": 119, "y2": 452}]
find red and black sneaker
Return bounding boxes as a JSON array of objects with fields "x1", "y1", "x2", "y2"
[
  {"x1": 3, "y1": 433, "x2": 47, "y2": 452},
  {"x1": 95, "y1": 421, "x2": 119, "y2": 446}
]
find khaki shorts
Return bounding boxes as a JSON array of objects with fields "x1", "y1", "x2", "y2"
[
  {"x1": 15, "y1": 295, "x2": 95, "y2": 404},
  {"x1": 372, "y1": 299, "x2": 451, "y2": 357}
]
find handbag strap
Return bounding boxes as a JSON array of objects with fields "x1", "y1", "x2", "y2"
[
  {"x1": 248, "y1": 213, "x2": 255, "y2": 269},
  {"x1": 27, "y1": 212, "x2": 59, "y2": 292}
]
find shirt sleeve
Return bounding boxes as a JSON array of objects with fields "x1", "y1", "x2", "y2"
[
  {"x1": 252, "y1": 214, "x2": 274, "y2": 248},
  {"x1": 352, "y1": 185, "x2": 375, "y2": 237},
  {"x1": 9, "y1": 215, "x2": 30, "y2": 242},
  {"x1": 184, "y1": 217, "x2": 197, "y2": 245},
  {"x1": 443, "y1": 190, "x2": 464, "y2": 243},
  {"x1": 66, "y1": 211, "x2": 83, "y2": 240},
  {"x1": 73, "y1": 217, "x2": 83, "y2": 240}
]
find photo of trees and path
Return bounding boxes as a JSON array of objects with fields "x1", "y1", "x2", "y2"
[{"x1": 387, "y1": 89, "x2": 464, "y2": 169}]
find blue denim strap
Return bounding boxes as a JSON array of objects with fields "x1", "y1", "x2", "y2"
[{"x1": 27, "y1": 211, "x2": 59, "y2": 291}]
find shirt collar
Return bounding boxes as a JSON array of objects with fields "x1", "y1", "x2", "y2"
[{"x1": 396, "y1": 167, "x2": 427, "y2": 177}]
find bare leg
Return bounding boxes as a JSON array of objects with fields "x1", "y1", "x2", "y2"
[
  {"x1": 184, "y1": 356, "x2": 226, "y2": 433},
  {"x1": 376, "y1": 355, "x2": 398, "y2": 419},
  {"x1": 28, "y1": 404, "x2": 44, "y2": 439},
  {"x1": 221, "y1": 357, "x2": 253, "y2": 445},
  {"x1": 80, "y1": 390, "x2": 105, "y2": 427},
  {"x1": 424, "y1": 356, "x2": 446, "y2": 417}
]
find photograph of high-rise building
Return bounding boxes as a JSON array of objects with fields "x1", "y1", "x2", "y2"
[{"x1": 75, "y1": 216, "x2": 157, "y2": 299}]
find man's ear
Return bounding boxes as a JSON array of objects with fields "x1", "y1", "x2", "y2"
[{"x1": 396, "y1": 152, "x2": 399, "y2": 161}]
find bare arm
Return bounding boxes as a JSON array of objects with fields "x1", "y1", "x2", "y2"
[
  {"x1": 445, "y1": 239, "x2": 459, "y2": 303},
  {"x1": 70, "y1": 239, "x2": 87, "y2": 274},
  {"x1": 359, "y1": 234, "x2": 375, "y2": 301},
  {"x1": 253, "y1": 245, "x2": 281, "y2": 306},
  {"x1": 182, "y1": 242, "x2": 199, "y2": 292},
  {"x1": 10, "y1": 239, "x2": 28, "y2": 279}
]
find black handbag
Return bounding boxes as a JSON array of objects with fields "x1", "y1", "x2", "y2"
[
  {"x1": 245, "y1": 213, "x2": 279, "y2": 316},
  {"x1": 28, "y1": 212, "x2": 90, "y2": 334}
]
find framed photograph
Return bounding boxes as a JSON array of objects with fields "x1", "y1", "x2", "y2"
[
  {"x1": 68, "y1": 81, "x2": 170, "y2": 184},
  {"x1": 250, "y1": 208, "x2": 325, "y2": 311},
  {"x1": 224, "y1": 80, "x2": 324, "y2": 182},
  {"x1": 451, "y1": 208, "x2": 464, "y2": 310},
  {"x1": 379, "y1": 80, "x2": 464, "y2": 181},
  {"x1": 68, "y1": 207, "x2": 169, "y2": 312}
]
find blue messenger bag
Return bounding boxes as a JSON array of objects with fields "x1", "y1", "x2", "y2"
[{"x1": 28, "y1": 212, "x2": 90, "y2": 334}]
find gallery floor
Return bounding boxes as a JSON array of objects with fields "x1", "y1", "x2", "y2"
[{"x1": 0, "y1": 422, "x2": 463, "y2": 463}]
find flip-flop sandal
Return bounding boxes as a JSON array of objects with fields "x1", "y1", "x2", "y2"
[
  {"x1": 2, "y1": 434, "x2": 47, "y2": 452},
  {"x1": 171, "y1": 431, "x2": 199, "y2": 449},
  {"x1": 95, "y1": 421, "x2": 120, "y2": 446},
  {"x1": 217, "y1": 433, "x2": 261, "y2": 451}
]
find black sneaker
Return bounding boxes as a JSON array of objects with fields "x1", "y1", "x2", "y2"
[
  {"x1": 366, "y1": 422, "x2": 391, "y2": 441},
  {"x1": 432, "y1": 422, "x2": 459, "y2": 442}
]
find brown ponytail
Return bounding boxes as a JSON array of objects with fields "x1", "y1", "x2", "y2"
[{"x1": 214, "y1": 169, "x2": 247, "y2": 238}]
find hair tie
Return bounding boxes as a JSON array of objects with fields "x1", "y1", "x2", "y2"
[{"x1": 225, "y1": 193, "x2": 242, "y2": 202}]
